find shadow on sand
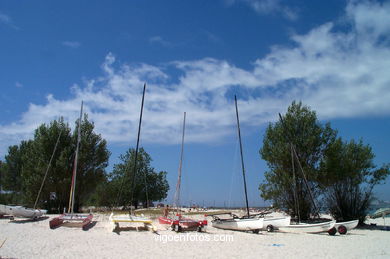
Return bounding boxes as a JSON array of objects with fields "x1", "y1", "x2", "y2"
[{"x1": 8, "y1": 216, "x2": 49, "y2": 223}]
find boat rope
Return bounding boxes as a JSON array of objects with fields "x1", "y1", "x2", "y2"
[
  {"x1": 278, "y1": 113, "x2": 320, "y2": 218},
  {"x1": 228, "y1": 135, "x2": 240, "y2": 208},
  {"x1": 234, "y1": 95, "x2": 250, "y2": 218},
  {"x1": 129, "y1": 83, "x2": 146, "y2": 214},
  {"x1": 68, "y1": 101, "x2": 83, "y2": 214},
  {"x1": 291, "y1": 144, "x2": 300, "y2": 223},
  {"x1": 173, "y1": 112, "x2": 186, "y2": 210},
  {"x1": 33, "y1": 129, "x2": 62, "y2": 210}
]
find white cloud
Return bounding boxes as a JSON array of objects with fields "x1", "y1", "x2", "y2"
[
  {"x1": 1, "y1": 1, "x2": 390, "y2": 156},
  {"x1": 227, "y1": 0, "x2": 298, "y2": 20},
  {"x1": 0, "y1": 11, "x2": 19, "y2": 29},
  {"x1": 62, "y1": 41, "x2": 81, "y2": 48},
  {"x1": 149, "y1": 36, "x2": 172, "y2": 47},
  {"x1": 15, "y1": 82, "x2": 23, "y2": 88}
]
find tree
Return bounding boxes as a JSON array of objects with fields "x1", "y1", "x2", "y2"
[
  {"x1": 259, "y1": 101, "x2": 337, "y2": 219},
  {"x1": 320, "y1": 138, "x2": 390, "y2": 223},
  {"x1": 1, "y1": 116, "x2": 110, "y2": 213},
  {"x1": 110, "y1": 147, "x2": 169, "y2": 209}
]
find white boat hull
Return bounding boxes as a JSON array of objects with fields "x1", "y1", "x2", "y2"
[
  {"x1": 334, "y1": 219, "x2": 358, "y2": 230},
  {"x1": 212, "y1": 217, "x2": 264, "y2": 231},
  {"x1": 278, "y1": 220, "x2": 336, "y2": 233},
  {"x1": 0, "y1": 204, "x2": 13, "y2": 216},
  {"x1": 263, "y1": 216, "x2": 291, "y2": 229},
  {"x1": 8, "y1": 206, "x2": 47, "y2": 218}
]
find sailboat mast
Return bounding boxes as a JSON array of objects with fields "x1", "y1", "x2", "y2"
[
  {"x1": 130, "y1": 83, "x2": 146, "y2": 210},
  {"x1": 69, "y1": 101, "x2": 83, "y2": 214},
  {"x1": 234, "y1": 95, "x2": 250, "y2": 218},
  {"x1": 173, "y1": 112, "x2": 186, "y2": 209},
  {"x1": 278, "y1": 113, "x2": 319, "y2": 217}
]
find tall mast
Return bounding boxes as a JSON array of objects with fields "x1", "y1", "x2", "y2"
[
  {"x1": 234, "y1": 95, "x2": 250, "y2": 218},
  {"x1": 69, "y1": 101, "x2": 83, "y2": 214},
  {"x1": 130, "y1": 83, "x2": 146, "y2": 211},
  {"x1": 173, "y1": 112, "x2": 186, "y2": 209}
]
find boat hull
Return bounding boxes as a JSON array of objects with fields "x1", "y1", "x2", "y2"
[
  {"x1": 0, "y1": 204, "x2": 12, "y2": 216},
  {"x1": 109, "y1": 213, "x2": 156, "y2": 232},
  {"x1": 49, "y1": 213, "x2": 93, "y2": 230},
  {"x1": 212, "y1": 217, "x2": 264, "y2": 231},
  {"x1": 278, "y1": 220, "x2": 336, "y2": 233},
  {"x1": 158, "y1": 216, "x2": 207, "y2": 231},
  {"x1": 8, "y1": 206, "x2": 46, "y2": 219},
  {"x1": 334, "y1": 219, "x2": 358, "y2": 230},
  {"x1": 263, "y1": 216, "x2": 291, "y2": 230}
]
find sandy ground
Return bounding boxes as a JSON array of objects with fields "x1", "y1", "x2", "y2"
[{"x1": 1, "y1": 213, "x2": 389, "y2": 259}]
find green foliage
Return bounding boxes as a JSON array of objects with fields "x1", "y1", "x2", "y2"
[
  {"x1": 259, "y1": 101, "x2": 389, "y2": 222},
  {"x1": 259, "y1": 101, "x2": 337, "y2": 219},
  {"x1": 1, "y1": 116, "x2": 110, "y2": 213},
  {"x1": 108, "y1": 147, "x2": 169, "y2": 209},
  {"x1": 320, "y1": 138, "x2": 390, "y2": 223}
]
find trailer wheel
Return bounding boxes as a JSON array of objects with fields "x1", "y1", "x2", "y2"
[
  {"x1": 174, "y1": 224, "x2": 182, "y2": 232},
  {"x1": 252, "y1": 229, "x2": 260, "y2": 234},
  {"x1": 197, "y1": 226, "x2": 203, "y2": 232},
  {"x1": 328, "y1": 227, "x2": 337, "y2": 235},
  {"x1": 266, "y1": 225, "x2": 274, "y2": 232},
  {"x1": 338, "y1": 225, "x2": 347, "y2": 235}
]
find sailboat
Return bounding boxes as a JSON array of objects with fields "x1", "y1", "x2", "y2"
[
  {"x1": 274, "y1": 113, "x2": 336, "y2": 234},
  {"x1": 108, "y1": 83, "x2": 156, "y2": 233},
  {"x1": 49, "y1": 101, "x2": 93, "y2": 230},
  {"x1": 158, "y1": 112, "x2": 208, "y2": 232},
  {"x1": 208, "y1": 96, "x2": 264, "y2": 233}
]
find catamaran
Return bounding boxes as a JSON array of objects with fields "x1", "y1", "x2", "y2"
[
  {"x1": 208, "y1": 96, "x2": 263, "y2": 233},
  {"x1": 158, "y1": 112, "x2": 208, "y2": 232},
  {"x1": 49, "y1": 101, "x2": 93, "y2": 230},
  {"x1": 108, "y1": 83, "x2": 156, "y2": 233}
]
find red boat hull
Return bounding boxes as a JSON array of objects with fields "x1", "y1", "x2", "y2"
[
  {"x1": 158, "y1": 216, "x2": 207, "y2": 230},
  {"x1": 49, "y1": 214, "x2": 93, "y2": 230}
]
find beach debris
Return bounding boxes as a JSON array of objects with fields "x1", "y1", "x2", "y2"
[{"x1": 0, "y1": 238, "x2": 6, "y2": 248}]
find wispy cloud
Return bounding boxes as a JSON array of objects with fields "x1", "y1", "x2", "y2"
[
  {"x1": 149, "y1": 36, "x2": 172, "y2": 47},
  {"x1": 15, "y1": 82, "x2": 23, "y2": 88},
  {"x1": 62, "y1": 41, "x2": 81, "y2": 48},
  {"x1": 1, "y1": 1, "x2": 390, "y2": 155},
  {"x1": 0, "y1": 11, "x2": 19, "y2": 29},
  {"x1": 226, "y1": 0, "x2": 298, "y2": 20}
]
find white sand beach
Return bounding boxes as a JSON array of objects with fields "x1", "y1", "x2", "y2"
[{"x1": 1, "y1": 213, "x2": 389, "y2": 259}]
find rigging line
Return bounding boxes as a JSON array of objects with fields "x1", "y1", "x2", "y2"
[
  {"x1": 291, "y1": 143, "x2": 300, "y2": 223},
  {"x1": 278, "y1": 113, "x2": 319, "y2": 217},
  {"x1": 129, "y1": 83, "x2": 146, "y2": 214},
  {"x1": 173, "y1": 112, "x2": 186, "y2": 209},
  {"x1": 114, "y1": 153, "x2": 132, "y2": 210},
  {"x1": 234, "y1": 95, "x2": 250, "y2": 218},
  {"x1": 139, "y1": 134, "x2": 150, "y2": 208},
  {"x1": 33, "y1": 130, "x2": 62, "y2": 210},
  {"x1": 68, "y1": 101, "x2": 83, "y2": 214},
  {"x1": 228, "y1": 136, "x2": 240, "y2": 208}
]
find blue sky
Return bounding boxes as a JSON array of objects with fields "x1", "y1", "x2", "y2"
[{"x1": 1, "y1": 0, "x2": 390, "y2": 207}]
